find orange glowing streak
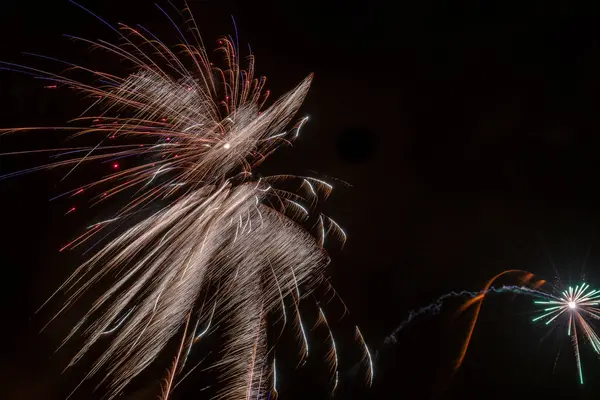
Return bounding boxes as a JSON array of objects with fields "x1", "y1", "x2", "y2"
[
  {"x1": 454, "y1": 269, "x2": 535, "y2": 370},
  {"x1": 532, "y1": 279, "x2": 546, "y2": 290},
  {"x1": 520, "y1": 272, "x2": 534, "y2": 285},
  {"x1": 456, "y1": 294, "x2": 484, "y2": 315}
]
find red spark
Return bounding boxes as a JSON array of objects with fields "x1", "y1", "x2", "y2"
[{"x1": 112, "y1": 163, "x2": 120, "y2": 169}]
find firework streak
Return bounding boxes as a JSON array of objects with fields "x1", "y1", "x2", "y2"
[{"x1": 0, "y1": 2, "x2": 373, "y2": 399}]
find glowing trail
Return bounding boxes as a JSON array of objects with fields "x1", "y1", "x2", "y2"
[
  {"x1": 355, "y1": 326, "x2": 373, "y2": 387},
  {"x1": 454, "y1": 270, "x2": 540, "y2": 370}
]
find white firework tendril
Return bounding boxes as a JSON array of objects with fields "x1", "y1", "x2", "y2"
[{"x1": 0, "y1": 2, "x2": 376, "y2": 399}]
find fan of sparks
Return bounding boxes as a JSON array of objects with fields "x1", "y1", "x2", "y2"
[
  {"x1": 533, "y1": 283, "x2": 600, "y2": 384},
  {"x1": 0, "y1": 1, "x2": 374, "y2": 399}
]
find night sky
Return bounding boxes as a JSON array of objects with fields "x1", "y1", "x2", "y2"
[{"x1": 3, "y1": 0, "x2": 600, "y2": 399}]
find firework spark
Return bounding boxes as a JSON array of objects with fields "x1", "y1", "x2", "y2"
[
  {"x1": 0, "y1": 2, "x2": 373, "y2": 399},
  {"x1": 315, "y1": 306, "x2": 339, "y2": 394},
  {"x1": 355, "y1": 326, "x2": 374, "y2": 387}
]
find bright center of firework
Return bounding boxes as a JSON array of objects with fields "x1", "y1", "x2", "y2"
[
  {"x1": 223, "y1": 143, "x2": 231, "y2": 149},
  {"x1": 569, "y1": 301, "x2": 577, "y2": 309}
]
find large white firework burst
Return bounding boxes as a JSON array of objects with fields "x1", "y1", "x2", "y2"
[{"x1": 1, "y1": 1, "x2": 374, "y2": 399}]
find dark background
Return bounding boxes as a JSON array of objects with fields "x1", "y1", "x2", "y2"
[{"x1": 2, "y1": 0, "x2": 600, "y2": 398}]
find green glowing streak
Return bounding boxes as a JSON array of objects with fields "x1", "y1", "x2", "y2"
[
  {"x1": 583, "y1": 292, "x2": 600, "y2": 301},
  {"x1": 545, "y1": 310, "x2": 564, "y2": 325},
  {"x1": 578, "y1": 349, "x2": 584, "y2": 385},
  {"x1": 543, "y1": 306, "x2": 562, "y2": 311},
  {"x1": 590, "y1": 339, "x2": 599, "y2": 354},
  {"x1": 532, "y1": 310, "x2": 555, "y2": 322},
  {"x1": 578, "y1": 284, "x2": 590, "y2": 300}
]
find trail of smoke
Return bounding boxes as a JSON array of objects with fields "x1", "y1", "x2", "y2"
[{"x1": 384, "y1": 285, "x2": 548, "y2": 344}]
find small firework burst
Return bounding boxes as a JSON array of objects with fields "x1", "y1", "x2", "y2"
[{"x1": 533, "y1": 283, "x2": 600, "y2": 384}]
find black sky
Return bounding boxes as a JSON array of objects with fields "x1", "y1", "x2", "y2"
[{"x1": 3, "y1": 0, "x2": 600, "y2": 399}]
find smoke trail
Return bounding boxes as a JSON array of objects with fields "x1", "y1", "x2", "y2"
[{"x1": 384, "y1": 285, "x2": 547, "y2": 344}]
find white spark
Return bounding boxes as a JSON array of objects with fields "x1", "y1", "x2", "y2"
[{"x1": 569, "y1": 301, "x2": 577, "y2": 309}]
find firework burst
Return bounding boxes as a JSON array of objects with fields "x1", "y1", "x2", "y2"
[
  {"x1": 533, "y1": 283, "x2": 600, "y2": 384},
  {"x1": 1, "y1": 1, "x2": 373, "y2": 399}
]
